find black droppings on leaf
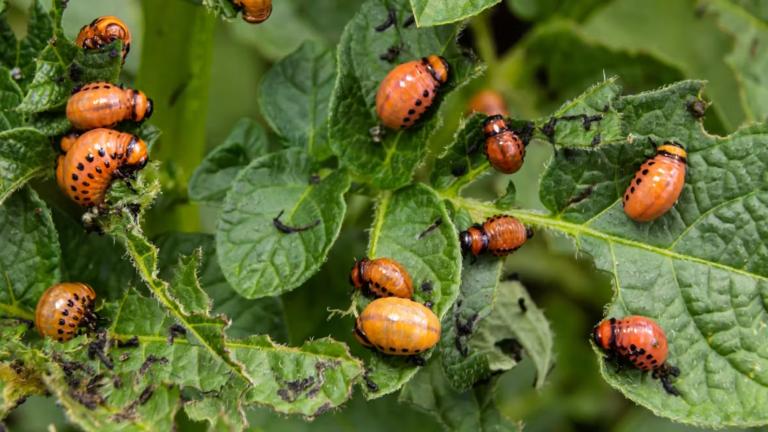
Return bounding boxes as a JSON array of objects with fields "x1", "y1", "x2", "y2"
[
  {"x1": 115, "y1": 336, "x2": 139, "y2": 348},
  {"x1": 418, "y1": 218, "x2": 443, "y2": 239},
  {"x1": 374, "y1": 8, "x2": 396, "y2": 32},
  {"x1": 451, "y1": 163, "x2": 468, "y2": 177},
  {"x1": 309, "y1": 174, "x2": 321, "y2": 184},
  {"x1": 87, "y1": 330, "x2": 113, "y2": 370},
  {"x1": 138, "y1": 355, "x2": 169, "y2": 377},
  {"x1": 314, "y1": 402, "x2": 333, "y2": 416},
  {"x1": 169, "y1": 81, "x2": 188, "y2": 107},
  {"x1": 167, "y1": 323, "x2": 187, "y2": 344},
  {"x1": 138, "y1": 385, "x2": 155, "y2": 405},
  {"x1": 687, "y1": 99, "x2": 707, "y2": 118},
  {"x1": 566, "y1": 185, "x2": 595, "y2": 207},
  {"x1": 272, "y1": 209, "x2": 321, "y2": 234},
  {"x1": 420, "y1": 280, "x2": 433, "y2": 293},
  {"x1": 278, "y1": 376, "x2": 316, "y2": 402},
  {"x1": 379, "y1": 44, "x2": 403, "y2": 63},
  {"x1": 591, "y1": 133, "x2": 601, "y2": 146},
  {"x1": 518, "y1": 297, "x2": 527, "y2": 313}
]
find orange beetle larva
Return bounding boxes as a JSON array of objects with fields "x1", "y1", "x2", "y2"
[
  {"x1": 233, "y1": 0, "x2": 272, "y2": 24},
  {"x1": 375, "y1": 55, "x2": 450, "y2": 130},
  {"x1": 75, "y1": 16, "x2": 132, "y2": 62},
  {"x1": 354, "y1": 297, "x2": 440, "y2": 356},
  {"x1": 349, "y1": 257, "x2": 414, "y2": 299},
  {"x1": 459, "y1": 215, "x2": 532, "y2": 257},
  {"x1": 55, "y1": 129, "x2": 148, "y2": 206},
  {"x1": 67, "y1": 82, "x2": 153, "y2": 130},
  {"x1": 622, "y1": 142, "x2": 687, "y2": 222},
  {"x1": 35, "y1": 283, "x2": 96, "y2": 342},
  {"x1": 483, "y1": 115, "x2": 525, "y2": 174}
]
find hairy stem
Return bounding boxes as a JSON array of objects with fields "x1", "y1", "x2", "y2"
[{"x1": 136, "y1": 0, "x2": 216, "y2": 235}]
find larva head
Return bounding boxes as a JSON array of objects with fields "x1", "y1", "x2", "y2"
[
  {"x1": 656, "y1": 141, "x2": 687, "y2": 162},
  {"x1": 426, "y1": 55, "x2": 449, "y2": 84},
  {"x1": 125, "y1": 135, "x2": 148, "y2": 169},
  {"x1": 349, "y1": 258, "x2": 369, "y2": 290},
  {"x1": 592, "y1": 319, "x2": 614, "y2": 351},
  {"x1": 482, "y1": 114, "x2": 509, "y2": 137},
  {"x1": 133, "y1": 90, "x2": 153, "y2": 121}
]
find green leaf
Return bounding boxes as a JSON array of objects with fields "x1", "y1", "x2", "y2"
[
  {"x1": 400, "y1": 357, "x2": 519, "y2": 431},
  {"x1": 410, "y1": 0, "x2": 501, "y2": 27},
  {"x1": 450, "y1": 78, "x2": 768, "y2": 427},
  {"x1": 513, "y1": 21, "x2": 685, "y2": 117},
  {"x1": 494, "y1": 181, "x2": 516, "y2": 210},
  {"x1": 705, "y1": 0, "x2": 768, "y2": 123},
  {"x1": 259, "y1": 41, "x2": 336, "y2": 161},
  {"x1": 430, "y1": 114, "x2": 489, "y2": 192},
  {"x1": 0, "y1": 67, "x2": 23, "y2": 131},
  {"x1": 17, "y1": 40, "x2": 121, "y2": 114},
  {"x1": 201, "y1": 0, "x2": 238, "y2": 19},
  {"x1": 329, "y1": 0, "x2": 482, "y2": 189},
  {"x1": 506, "y1": 0, "x2": 607, "y2": 21},
  {"x1": 582, "y1": 0, "x2": 745, "y2": 131},
  {"x1": 216, "y1": 148, "x2": 350, "y2": 299},
  {"x1": 0, "y1": 127, "x2": 54, "y2": 206},
  {"x1": 358, "y1": 184, "x2": 462, "y2": 399},
  {"x1": 0, "y1": 188, "x2": 60, "y2": 319},
  {"x1": 188, "y1": 118, "x2": 270, "y2": 204},
  {"x1": 439, "y1": 254, "x2": 503, "y2": 391},
  {"x1": 154, "y1": 232, "x2": 288, "y2": 340},
  {"x1": 0, "y1": 9, "x2": 17, "y2": 70}
]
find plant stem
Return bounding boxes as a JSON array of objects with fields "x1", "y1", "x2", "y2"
[
  {"x1": 470, "y1": 11, "x2": 497, "y2": 77},
  {"x1": 136, "y1": 0, "x2": 216, "y2": 235}
]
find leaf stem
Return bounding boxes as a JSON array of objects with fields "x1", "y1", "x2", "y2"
[
  {"x1": 0, "y1": 303, "x2": 34, "y2": 321},
  {"x1": 469, "y1": 11, "x2": 497, "y2": 76}
]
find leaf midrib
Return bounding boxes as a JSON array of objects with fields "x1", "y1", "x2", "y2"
[{"x1": 450, "y1": 196, "x2": 768, "y2": 282}]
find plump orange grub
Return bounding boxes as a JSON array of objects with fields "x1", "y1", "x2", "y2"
[
  {"x1": 375, "y1": 55, "x2": 449, "y2": 130},
  {"x1": 233, "y1": 0, "x2": 272, "y2": 24},
  {"x1": 460, "y1": 215, "x2": 532, "y2": 257},
  {"x1": 622, "y1": 142, "x2": 687, "y2": 222},
  {"x1": 593, "y1": 315, "x2": 680, "y2": 395},
  {"x1": 35, "y1": 283, "x2": 96, "y2": 342},
  {"x1": 67, "y1": 82, "x2": 153, "y2": 130},
  {"x1": 354, "y1": 297, "x2": 440, "y2": 356},
  {"x1": 349, "y1": 257, "x2": 414, "y2": 299},
  {"x1": 55, "y1": 129, "x2": 148, "y2": 206},
  {"x1": 75, "y1": 16, "x2": 131, "y2": 62},
  {"x1": 467, "y1": 89, "x2": 508, "y2": 117},
  {"x1": 483, "y1": 115, "x2": 525, "y2": 174}
]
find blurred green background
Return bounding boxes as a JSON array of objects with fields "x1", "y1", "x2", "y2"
[{"x1": 3, "y1": 0, "x2": 765, "y2": 430}]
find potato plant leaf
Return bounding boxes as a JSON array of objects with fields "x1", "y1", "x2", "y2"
[
  {"x1": 705, "y1": 0, "x2": 768, "y2": 123},
  {"x1": 154, "y1": 232, "x2": 288, "y2": 340},
  {"x1": 329, "y1": 0, "x2": 482, "y2": 189},
  {"x1": 216, "y1": 148, "x2": 350, "y2": 299},
  {"x1": 0, "y1": 187, "x2": 59, "y2": 319},
  {"x1": 409, "y1": 0, "x2": 501, "y2": 27},
  {"x1": 400, "y1": 357, "x2": 519, "y2": 431},
  {"x1": 357, "y1": 184, "x2": 461, "y2": 399},
  {"x1": 0, "y1": 68, "x2": 23, "y2": 131},
  {"x1": 0, "y1": 128, "x2": 53, "y2": 205},
  {"x1": 259, "y1": 41, "x2": 336, "y2": 161},
  {"x1": 449, "y1": 78, "x2": 768, "y2": 427},
  {"x1": 188, "y1": 118, "x2": 270, "y2": 204}
]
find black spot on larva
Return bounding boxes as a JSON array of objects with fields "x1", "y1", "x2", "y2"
[
  {"x1": 408, "y1": 109, "x2": 415, "y2": 115},
  {"x1": 98, "y1": 148, "x2": 105, "y2": 157},
  {"x1": 403, "y1": 117, "x2": 410, "y2": 123},
  {"x1": 624, "y1": 194, "x2": 629, "y2": 201},
  {"x1": 376, "y1": 345, "x2": 384, "y2": 351},
  {"x1": 72, "y1": 173, "x2": 79, "y2": 181},
  {"x1": 77, "y1": 163, "x2": 84, "y2": 171},
  {"x1": 401, "y1": 348, "x2": 409, "y2": 353},
  {"x1": 58, "y1": 329, "x2": 64, "y2": 334},
  {"x1": 415, "y1": 99, "x2": 422, "y2": 106},
  {"x1": 104, "y1": 161, "x2": 110, "y2": 168},
  {"x1": 74, "y1": 196, "x2": 80, "y2": 201},
  {"x1": 73, "y1": 293, "x2": 79, "y2": 300},
  {"x1": 388, "y1": 347, "x2": 396, "y2": 352},
  {"x1": 86, "y1": 173, "x2": 94, "y2": 179},
  {"x1": 646, "y1": 354, "x2": 653, "y2": 360},
  {"x1": 95, "y1": 166, "x2": 102, "y2": 174},
  {"x1": 59, "y1": 319, "x2": 65, "y2": 325},
  {"x1": 636, "y1": 178, "x2": 642, "y2": 185},
  {"x1": 630, "y1": 344, "x2": 637, "y2": 351},
  {"x1": 82, "y1": 190, "x2": 88, "y2": 195},
  {"x1": 423, "y1": 90, "x2": 429, "y2": 98},
  {"x1": 630, "y1": 187, "x2": 635, "y2": 193},
  {"x1": 86, "y1": 154, "x2": 94, "y2": 162},
  {"x1": 82, "y1": 181, "x2": 90, "y2": 187},
  {"x1": 67, "y1": 300, "x2": 74, "y2": 307},
  {"x1": 111, "y1": 153, "x2": 117, "y2": 160},
  {"x1": 70, "y1": 186, "x2": 76, "y2": 192},
  {"x1": 62, "y1": 310, "x2": 69, "y2": 316},
  {"x1": 649, "y1": 161, "x2": 655, "y2": 166},
  {"x1": 83, "y1": 197, "x2": 91, "y2": 202}
]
